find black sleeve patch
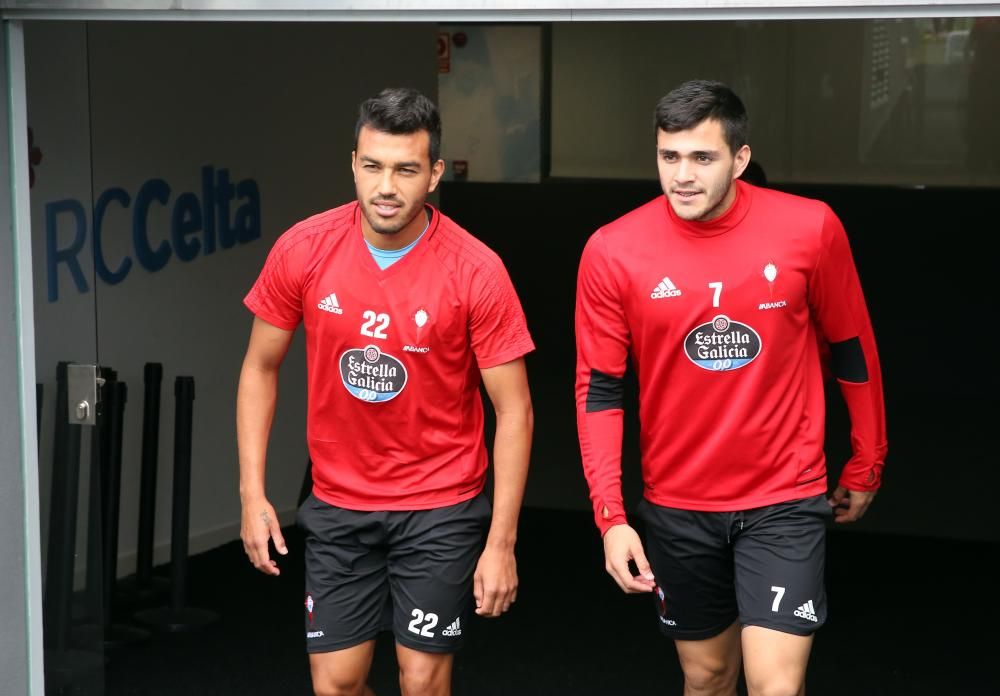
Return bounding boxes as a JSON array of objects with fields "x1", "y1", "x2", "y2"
[
  {"x1": 829, "y1": 337, "x2": 868, "y2": 383},
  {"x1": 586, "y1": 369, "x2": 624, "y2": 412}
]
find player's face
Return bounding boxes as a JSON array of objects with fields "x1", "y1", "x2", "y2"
[
  {"x1": 656, "y1": 119, "x2": 750, "y2": 222},
  {"x1": 352, "y1": 126, "x2": 445, "y2": 242}
]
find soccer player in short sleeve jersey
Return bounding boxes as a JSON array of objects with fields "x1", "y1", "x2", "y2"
[
  {"x1": 575, "y1": 80, "x2": 887, "y2": 695},
  {"x1": 238, "y1": 88, "x2": 534, "y2": 696}
]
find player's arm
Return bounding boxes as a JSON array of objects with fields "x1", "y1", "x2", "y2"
[
  {"x1": 576, "y1": 232, "x2": 655, "y2": 593},
  {"x1": 809, "y1": 206, "x2": 888, "y2": 523},
  {"x1": 237, "y1": 317, "x2": 295, "y2": 575},
  {"x1": 474, "y1": 358, "x2": 533, "y2": 618}
]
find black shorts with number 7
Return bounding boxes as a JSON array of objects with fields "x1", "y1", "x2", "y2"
[{"x1": 637, "y1": 494, "x2": 831, "y2": 641}]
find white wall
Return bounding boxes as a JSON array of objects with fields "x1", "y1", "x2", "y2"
[{"x1": 27, "y1": 20, "x2": 438, "y2": 577}]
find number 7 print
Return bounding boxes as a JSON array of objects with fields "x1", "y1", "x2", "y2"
[{"x1": 709, "y1": 281, "x2": 723, "y2": 308}]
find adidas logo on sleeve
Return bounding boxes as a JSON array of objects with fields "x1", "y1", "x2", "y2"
[
  {"x1": 318, "y1": 292, "x2": 344, "y2": 314},
  {"x1": 441, "y1": 617, "x2": 462, "y2": 637}
]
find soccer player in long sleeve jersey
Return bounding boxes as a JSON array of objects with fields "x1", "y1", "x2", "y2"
[{"x1": 575, "y1": 80, "x2": 886, "y2": 695}]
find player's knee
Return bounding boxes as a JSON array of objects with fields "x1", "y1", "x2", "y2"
[
  {"x1": 744, "y1": 674, "x2": 804, "y2": 696},
  {"x1": 681, "y1": 656, "x2": 739, "y2": 694},
  {"x1": 398, "y1": 660, "x2": 448, "y2": 696},
  {"x1": 311, "y1": 671, "x2": 368, "y2": 696}
]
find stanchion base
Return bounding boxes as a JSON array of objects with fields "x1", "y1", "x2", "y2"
[
  {"x1": 44, "y1": 647, "x2": 105, "y2": 691},
  {"x1": 71, "y1": 591, "x2": 103, "y2": 623},
  {"x1": 105, "y1": 622, "x2": 152, "y2": 649},
  {"x1": 115, "y1": 574, "x2": 171, "y2": 607},
  {"x1": 70, "y1": 622, "x2": 103, "y2": 649},
  {"x1": 71, "y1": 621, "x2": 151, "y2": 650},
  {"x1": 133, "y1": 605, "x2": 219, "y2": 633}
]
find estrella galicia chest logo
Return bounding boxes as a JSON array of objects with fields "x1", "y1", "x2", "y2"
[
  {"x1": 340, "y1": 345, "x2": 408, "y2": 402},
  {"x1": 684, "y1": 315, "x2": 762, "y2": 371}
]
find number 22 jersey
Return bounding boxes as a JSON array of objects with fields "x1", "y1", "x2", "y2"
[{"x1": 245, "y1": 202, "x2": 534, "y2": 511}]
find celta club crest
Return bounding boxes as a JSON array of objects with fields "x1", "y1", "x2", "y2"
[
  {"x1": 763, "y1": 262, "x2": 778, "y2": 282},
  {"x1": 414, "y1": 309, "x2": 428, "y2": 328},
  {"x1": 654, "y1": 585, "x2": 667, "y2": 616},
  {"x1": 305, "y1": 593, "x2": 315, "y2": 624}
]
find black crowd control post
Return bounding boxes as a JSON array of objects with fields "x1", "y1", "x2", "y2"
[
  {"x1": 118, "y1": 363, "x2": 169, "y2": 605},
  {"x1": 103, "y1": 380, "x2": 126, "y2": 604},
  {"x1": 136, "y1": 363, "x2": 164, "y2": 588},
  {"x1": 43, "y1": 363, "x2": 83, "y2": 652},
  {"x1": 99, "y1": 381, "x2": 149, "y2": 648},
  {"x1": 72, "y1": 368, "x2": 117, "y2": 651},
  {"x1": 43, "y1": 363, "x2": 104, "y2": 690},
  {"x1": 83, "y1": 369, "x2": 114, "y2": 624},
  {"x1": 170, "y1": 376, "x2": 194, "y2": 612},
  {"x1": 134, "y1": 376, "x2": 218, "y2": 632}
]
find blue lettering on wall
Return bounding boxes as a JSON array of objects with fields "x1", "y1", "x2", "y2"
[
  {"x1": 44, "y1": 165, "x2": 261, "y2": 301},
  {"x1": 93, "y1": 187, "x2": 133, "y2": 285},
  {"x1": 45, "y1": 199, "x2": 89, "y2": 301},
  {"x1": 171, "y1": 192, "x2": 203, "y2": 262},
  {"x1": 133, "y1": 178, "x2": 172, "y2": 272}
]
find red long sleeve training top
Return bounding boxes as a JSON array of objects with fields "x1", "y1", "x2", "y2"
[{"x1": 575, "y1": 181, "x2": 887, "y2": 535}]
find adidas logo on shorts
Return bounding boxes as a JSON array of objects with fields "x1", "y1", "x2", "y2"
[
  {"x1": 794, "y1": 600, "x2": 818, "y2": 622},
  {"x1": 441, "y1": 618, "x2": 462, "y2": 637}
]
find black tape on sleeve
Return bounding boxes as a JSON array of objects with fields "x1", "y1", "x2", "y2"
[
  {"x1": 586, "y1": 369, "x2": 625, "y2": 412},
  {"x1": 829, "y1": 337, "x2": 868, "y2": 383}
]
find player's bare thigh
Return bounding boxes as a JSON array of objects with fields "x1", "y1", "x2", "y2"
[
  {"x1": 741, "y1": 625, "x2": 813, "y2": 696},
  {"x1": 309, "y1": 640, "x2": 377, "y2": 696}
]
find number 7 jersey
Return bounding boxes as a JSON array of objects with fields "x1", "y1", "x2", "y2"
[
  {"x1": 246, "y1": 202, "x2": 534, "y2": 511},
  {"x1": 575, "y1": 181, "x2": 886, "y2": 535}
]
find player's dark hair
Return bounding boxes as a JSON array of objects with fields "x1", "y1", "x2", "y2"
[
  {"x1": 354, "y1": 87, "x2": 442, "y2": 164},
  {"x1": 654, "y1": 80, "x2": 748, "y2": 155}
]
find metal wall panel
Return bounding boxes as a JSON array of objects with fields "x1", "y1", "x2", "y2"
[
  {"x1": 1, "y1": 18, "x2": 45, "y2": 696},
  {"x1": 2, "y1": 1, "x2": 1000, "y2": 21}
]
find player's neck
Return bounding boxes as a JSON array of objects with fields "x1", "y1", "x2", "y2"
[
  {"x1": 699, "y1": 182, "x2": 739, "y2": 223},
  {"x1": 361, "y1": 207, "x2": 429, "y2": 251}
]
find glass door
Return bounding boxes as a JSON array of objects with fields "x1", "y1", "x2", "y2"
[{"x1": 26, "y1": 19, "x2": 107, "y2": 696}]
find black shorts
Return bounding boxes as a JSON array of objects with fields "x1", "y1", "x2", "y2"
[
  {"x1": 297, "y1": 493, "x2": 491, "y2": 654},
  {"x1": 637, "y1": 494, "x2": 831, "y2": 641}
]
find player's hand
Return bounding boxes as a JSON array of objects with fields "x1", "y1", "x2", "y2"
[
  {"x1": 603, "y1": 524, "x2": 656, "y2": 593},
  {"x1": 828, "y1": 486, "x2": 876, "y2": 524},
  {"x1": 240, "y1": 495, "x2": 287, "y2": 576},
  {"x1": 473, "y1": 544, "x2": 518, "y2": 617}
]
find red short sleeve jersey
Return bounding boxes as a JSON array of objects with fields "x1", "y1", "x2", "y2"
[
  {"x1": 246, "y1": 202, "x2": 534, "y2": 510},
  {"x1": 576, "y1": 181, "x2": 887, "y2": 534}
]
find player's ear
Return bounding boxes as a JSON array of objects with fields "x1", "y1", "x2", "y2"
[
  {"x1": 427, "y1": 158, "x2": 446, "y2": 193},
  {"x1": 732, "y1": 145, "x2": 751, "y2": 180}
]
